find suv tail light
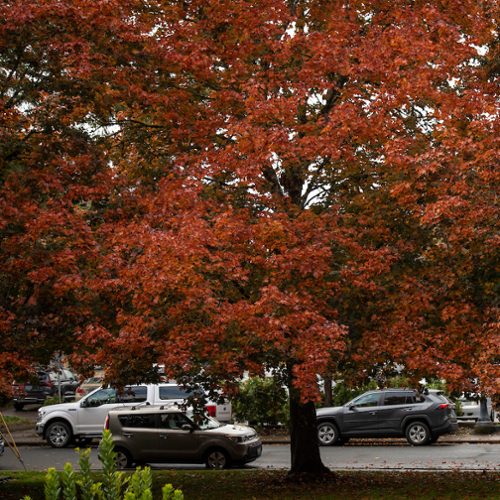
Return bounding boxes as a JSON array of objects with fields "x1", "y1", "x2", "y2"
[
  {"x1": 206, "y1": 405, "x2": 216, "y2": 417},
  {"x1": 437, "y1": 403, "x2": 451, "y2": 409},
  {"x1": 41, "y1": 382, "x2": 52, "y2": 387},
  {"x1": 105, "y1": 415, "x2": 110, "y2": 430},
  {"x1": 76, "y1": 388, "x2": 84, "y2": 394}
]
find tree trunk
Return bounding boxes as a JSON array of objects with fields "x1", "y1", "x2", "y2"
[
  {"x1": 288, "y1": 388, "x2": 330, "y2": 475},
  {"x1": 324, "y1": 372, "x2": 333, "y2": 407}
]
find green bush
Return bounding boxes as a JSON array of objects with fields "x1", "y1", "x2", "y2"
[
  {"x1": 20, "y1": 429, "x2": 185, "y2": 500},
  {"x1": 232, "y1": 376, "x2": 289, "y2": 428},
  {"x1": 43, "y1": 395, "x2": 69, "y2": 407},
  {"x1": 330, "y1": 379, "x2": 378, "y2": 407}
]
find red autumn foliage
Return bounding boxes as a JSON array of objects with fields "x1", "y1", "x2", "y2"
[{"x1": 2, "y1": 0, "x2": 500, "y2": 474}]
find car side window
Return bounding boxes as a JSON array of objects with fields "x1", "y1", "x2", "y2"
[
  {"x1": 160, "y1": 413, "x2": 192, "y2": 430},
  {"x1": 118, "y1": 386, "x2": 148, "y2": 403},
  {"x1": 352, "y1": 393, "x2": 380, "y2": 407},
  {"x1": 118, "y1": 413, "x2": 156, "y2": 428},
  {"x1": 159, "y1": 386, "x2": 194, "y2": 400},
  {"x1": 384, "y1": 392, "x2": 412, "y2": 405},
  {"x1": 86, "y1": 388, "x2": 117, "y2": 407},
  {"x1": 413, "y1": 393, "x2": 426, "y2": 403}
]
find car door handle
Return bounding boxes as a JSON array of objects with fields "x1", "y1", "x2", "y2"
[
  {"x1": 123, "y1": 433, "x2": 134, "y2": 438},
  {"x1": 369, "y1": 411, "x2": 377, "y2": 415},
  {"x1": 159, "y1": 434, "x2": 168, "y2": 439},
  {"x1": 403, "y1": 408, "x2": 413, "y2": 412}
]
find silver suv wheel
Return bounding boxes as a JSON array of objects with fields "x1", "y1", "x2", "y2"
[
  {"x1": 406, "y1": 422, "x2": 430, "y2": 445},
  {"x1": 317, "y1": 422, "x2": 339, "y2": 446}
]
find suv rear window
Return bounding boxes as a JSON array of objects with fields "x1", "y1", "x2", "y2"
[
  {"x1": 413, "y1": 393, "x2": 426, "y2": 403},
  {"x1": 384, "y1": 392, "x2": 414, "y2": 405},
  {"x1": 118, "y1": 413, "x2": 156, "y2": 428},
  {"x1": 383, "y1": 391, "x2": 426, "y2": 405}
]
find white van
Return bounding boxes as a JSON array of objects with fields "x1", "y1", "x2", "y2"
[{"x1": 35, "y1": 383, "x2": 232, "y2": 447}]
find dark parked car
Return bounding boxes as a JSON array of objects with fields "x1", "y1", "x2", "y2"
[
  {"x1": 316, "y1": 388, "x2": 458, "y2": 446},
  {"x1": 101, "y1": 405, "x2": 262, "y2": 469},
  {"x1": 13, "y1": 369, "x2": 79, "y2": 410}
]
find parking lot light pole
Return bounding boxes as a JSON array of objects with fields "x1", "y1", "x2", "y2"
[
  {"x1": 474, "y1": 397, "x2": 496, "y2": 434},
  {"x1": 54, "y1": 353, "x2": 63, "y2": 404}
]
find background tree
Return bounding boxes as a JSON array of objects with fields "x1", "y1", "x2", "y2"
[{"x1": 0, "y1": 0, "x2": 152, "y2": 385}]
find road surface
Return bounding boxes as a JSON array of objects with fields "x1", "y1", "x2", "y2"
[{"x1": 2, "y1": 443, "x2": 500, "y2": 472}]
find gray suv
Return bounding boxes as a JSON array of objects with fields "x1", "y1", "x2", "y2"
[
  {"x1": 316, "y1": 388, "x2": 458, "y2": 446},
  {"x1": 101, "y1": 405, "x2": 262, "y2": 469},
  {"x1": 13, "y1": 369, "x2": 79, "y2": 410}
]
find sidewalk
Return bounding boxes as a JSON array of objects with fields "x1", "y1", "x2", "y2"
[{"x1": 4, "y1": 422, "x2": 500, "y2": 447}]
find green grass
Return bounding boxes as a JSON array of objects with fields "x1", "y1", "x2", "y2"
[
  {"x1": 2, "y1": 469, "x2": 500, "y2": 500},
  {"x1": 0, "y1": 415, "x2": 34, "y2": 432}
]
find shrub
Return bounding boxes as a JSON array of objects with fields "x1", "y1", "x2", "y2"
[
  {"x1": 232, "y1": 376, "x2": 289, "y2": 428},
  {"x1": 330, "y1": 379, "x2": 378, "y2": 407},
  {"x1": 20, "y1": 429, "x2": 185, "y2": 500},
  {"x1": 43, "y1": 395, "x2": 69, "y2": 406}
]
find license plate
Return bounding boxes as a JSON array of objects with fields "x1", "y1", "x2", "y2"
[{"x1": 25, "y1": 386, "x2": 32, "y2": 390}]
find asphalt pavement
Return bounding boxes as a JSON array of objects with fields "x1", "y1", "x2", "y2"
[{"x1": 3, "y1": 422, "x2": 500, "y2": 448}]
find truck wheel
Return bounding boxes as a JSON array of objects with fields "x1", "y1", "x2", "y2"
[
  {"x1": 13, "y1": 402, "x2": 24, "y2": 411},
  {"x1": 46, "y1": 421, "x2": 72, "y2": 448}
]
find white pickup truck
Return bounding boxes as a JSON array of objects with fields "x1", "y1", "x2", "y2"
[{"x1": 35, "y1": 383, "x2": 232, "y2": 447}]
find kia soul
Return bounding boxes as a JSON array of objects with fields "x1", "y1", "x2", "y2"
[{"x1": 101, "y1": 405, "x2": 262, "y2": 469}]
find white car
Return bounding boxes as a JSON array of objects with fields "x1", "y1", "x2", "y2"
[
  {"x1": 35, "y1": 383, "x2": 232, "y2": 447},
  {"x1": 457, "y1": 396, "x2": 495, "y2": 422}
]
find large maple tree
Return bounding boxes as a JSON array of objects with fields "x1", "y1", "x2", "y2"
[{"x1": 2, "y1": 0, "x2": 500, "y2": 475}]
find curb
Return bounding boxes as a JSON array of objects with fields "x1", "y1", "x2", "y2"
[
  {"x1": 5, "y1": 422, "x2": 500, "y2": 448},
  {"x1": 7, "y1": 436, "x2": 500, "y2": 448}
]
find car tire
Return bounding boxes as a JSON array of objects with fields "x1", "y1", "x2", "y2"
[
  {"x1": 205, "y1": 448, "x2": 231, "y2": 470},
  {"x1": 46, "y1": 421, "x2": 72, "y2": 448},
  {"x1": 406, "y1": 421, "x2": 430, "y2": 446},
  {"x1": 317, "y1": 421, "x2": 340, "y2": 446},
  {"x1": 114, "y1": 448, "x2": 133, "y2": 469},
  {"x1": 13, "y1": 402, "x2": 24, "y2": 411}
]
